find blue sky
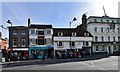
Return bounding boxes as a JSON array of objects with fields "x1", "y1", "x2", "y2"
[
  {"x1": 1, "y1": 0, "x2": 119, "y2": 38},
  {"x1": 1, "y1": 2, "x2": 91, "y2": 38}
]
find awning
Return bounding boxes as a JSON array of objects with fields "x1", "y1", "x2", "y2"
[{"x1": 48, "y1": 46, "x2": 54, "y2": 49}]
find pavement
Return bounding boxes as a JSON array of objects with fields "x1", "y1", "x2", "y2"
[
  {"x1": 2, "y1": 55, "x2": 119, "y2": 71},
  {"x1": 1, "y1": 54, "x2": 115, "y2": 68}
]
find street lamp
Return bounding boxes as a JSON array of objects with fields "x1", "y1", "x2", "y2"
[
  {"x1": 70, "y1": 17, "x2": 77, "y2": 49},
  {"x1": 7, "y1": 20, "x2": 12, "y2": 27}
]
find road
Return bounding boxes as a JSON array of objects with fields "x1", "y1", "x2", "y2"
[{"x1": 2, "y1": 56, "x2": 119, "y2": 70}]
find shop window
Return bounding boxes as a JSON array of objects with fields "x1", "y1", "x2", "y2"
[
  {"x1": 96, "y1": 46, "x2": 98, "y2": 51},
  {"x1": 102, "y1": 46, "x2": 105, "y2": 51}
]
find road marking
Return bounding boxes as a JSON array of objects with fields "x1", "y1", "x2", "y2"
[{"x1": 79, "y1": 62, "x2": 106, "y2": 70}]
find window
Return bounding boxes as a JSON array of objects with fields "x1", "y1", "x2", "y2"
[
  {"x1": 94, "y1": 27, "x2": 97, "y2": 32},
  {"x1": 101, "y1": 36, "x2": 104, "y2": 42},
  {"x1": 114, "y1": 46, "x2": 116, "y2": 51},
  {"x1": 108, "y1": 36, "x2": 110, "y2": 42},
  {"x1": 112, "y1": 20, "x2": 114, "y2": 23},
  {"x1": 57, "y1": 41, "x2": 63, "y2": 47},
  {"x1": 13, "y1": 38, "x2": 17, "y2": 47},
  {"x1": 107, "y1": 20, "x2": 109, "y2": 22},
  {"x1": 113, "y1": 29, "x2": 115, "y2": 32},
  {"x1": 118, "y1": 37, "x2": 120, "y2": 42},
  {"x1": 31, "y1": 30, "x2": 35, "y2": 34},
  {"x1": 72, "y1": 32, "x2": 76, "y2": 36},
  {"x1": 38, "y1": 31, "x2": 44, "y2": 35},
  {"x1": 106, "y1": 28, "x2": 110, "y2": 32},
  {"x1": 101, "y1": 28, "x2": 103, "y2": 32},
  {"x1": 58, "y1": 32, "x2": 63, "y2": 36},
  {"x1": 117, "y1": 20, "x2": 119, "y2": 23},
  {"x1": 95, "y1": 36, "x2": 98, "y2": 42},
  {"x1": 113, "y1": 36, "x2": 116, "y2": 41},
  {"x1": 46, "y1": 30, "x2": 51, "y2": 34},
  {"x1": 21, "y1": 29, "x2": 26, "y2": 35},
  {"x1": 102, "y1": 46, "x2": 105, "y2": 51},
  {"x1": 30, "y1": 39, "x2": 36, "y2": 45},
  {"x1": 94, "y1": 19, "x2": 97, "y2": 22},
  {"x1": 86, "y1": 41, "x2": 89, "y2": 46},
  {"x1": 71, "y1": 41, "x2": 75, "y2": 46},
  {"x1": 117, "y1": 28, "x2": 120, "y2": 33},
  {"x1": 84, "y1": 33, "x2": 89, "y2": 36},
  {"x1": 13, "y1": 30, "x2": 17, "y2": 34},
  {"x1": 83, "y1": 41, "x2": 89, "y2": 46},
  {"x1": 22, "y1": 38, "x2": 25, "y2": 47},
  {"x1": 101, "y1": 19, "x2": 103, "y2": 22},
  {"x1": 96, "y1": 46, "x2": 98, "y2": 51}
]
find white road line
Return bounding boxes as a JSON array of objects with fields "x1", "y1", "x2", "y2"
[{"x1": 79, "y1": 62, "x2": 106, "y2": 70}]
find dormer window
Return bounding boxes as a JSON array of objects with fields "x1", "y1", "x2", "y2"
[
  {"x1": 84, "y1": 33, "x2": 89, "y2": 36},
  {"x1": 58, "y1": 32, "x2": 63, "y2": 36},
  {"x1": 94, "y1": 19, "x2": 97, "y2": 22},
  {"x1": 72, "y1": 32, "x2": 76, "y2": 36},
  {"x1": 101, "y1": 19, "x2": 103, "y2": 22},
  {"x1": 107, "y1": 20, "x2": 109, "y2": 22}
]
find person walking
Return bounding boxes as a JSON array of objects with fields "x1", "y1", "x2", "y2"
[{"x1": 42, "y1": 52, "x2": 45, "y2": 60}]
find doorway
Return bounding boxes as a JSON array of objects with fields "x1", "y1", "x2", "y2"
[{"x1": 108, "y1": 46, "x2": 111, "y2": 54}]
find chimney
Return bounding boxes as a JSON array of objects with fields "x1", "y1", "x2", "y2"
[
  {"x1": 82, "y1": 13, "x2": 87, "y2": 31},
  {"x1": 28, "y1": 18, "x2": 31, "y2": 27}
]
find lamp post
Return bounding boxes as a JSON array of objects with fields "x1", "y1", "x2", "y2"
[
  {"x1": 7, "y1": 20, "x2": 12, "y2": 27},
  {"x1": 70, "y1": 17, "x2": 77, "y2": 49}
]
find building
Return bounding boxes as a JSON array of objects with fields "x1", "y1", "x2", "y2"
[
  {"x1": 53, "y1": 14, "x2": 93, "y2": 58},
  {"x1": 28, "y1": 19, "x2": 54, "y2": 59},
  {"x1": 8, "y1": 26, "x2": 29, "y2": 60},
  {"x1": 87, "y1": 15, "x2": 120, "y2": 54},
  {"x1": 0, "y1": 32, "x2": 9, "y2": 61}
]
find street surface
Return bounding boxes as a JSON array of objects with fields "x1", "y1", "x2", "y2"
[{"x1": 2, "y1": 56, "x2": 119, "y2": 70}]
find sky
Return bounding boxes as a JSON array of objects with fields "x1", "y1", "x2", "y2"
[{"x1": 0, "y1": 0, "x2": 120, "y2": 38}]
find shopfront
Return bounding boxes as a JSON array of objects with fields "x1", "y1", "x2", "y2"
[{"x1": 29, "y1": 46, "x2": 54, "y2": 59}]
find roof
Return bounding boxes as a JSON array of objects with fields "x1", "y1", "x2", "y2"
[
  {"x1": 53, "y1": 24, "x2": 93, "y2": 37},
  {"x1": 87, "y1": 16, "x2": 120, "y2": 19},
  {"x1": 30, "y1": 24, "x2": 52, "y2": 29},
  {"x1": 7, "y1": 26, "x2": 27, "y2": 28}
]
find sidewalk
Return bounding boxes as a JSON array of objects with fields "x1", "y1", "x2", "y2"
[{"x1": 1, "y1": 54, "x2": 111, "y2": 67}]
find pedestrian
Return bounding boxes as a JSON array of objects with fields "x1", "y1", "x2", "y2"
[{"x1": 42, "y1": 52, "x2": 45, "y2": 60}]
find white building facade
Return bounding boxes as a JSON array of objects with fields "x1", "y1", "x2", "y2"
[
  {"x1": 29, "y1": 24, "x2": 54, "y2": 59},
  {"x1": 87, "y1": 16, "x2": 120, "y2": 54},
  {"x1": 53, "y1": 24, "x2": 93, "y2": 58}
]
